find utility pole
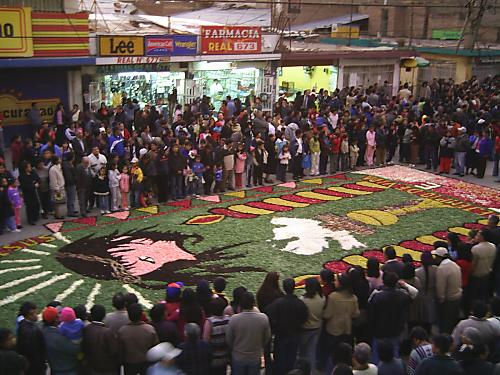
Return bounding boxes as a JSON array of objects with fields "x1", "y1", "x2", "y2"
[
  {"x1": 457, "y1": 0, "x2": 491, "y2": 51},
  {"x1": 348, "y1": 0, "x2": 354, "y2": 46}
]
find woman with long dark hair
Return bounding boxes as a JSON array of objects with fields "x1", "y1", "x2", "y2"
[
  {"x1": 256, "y1": 272, "x2": 284, "y2": 374},
  {"x1": 298, "y1": 277, "x2": 325, "y2": 372},
  {"x1": 456, "y1": 243, "x2": 473, "y2": 316},
  {"x1": 256, "y1": 272, "x2": 284, "y2": 312},
  {"x1": 447, "y1": 232, "x2": 462, "y2": 260},
  {"x1": 322, "y1": 273, "x2": 359, "y2": 371},
  {"x1": 223, "y1": 286, "x2": 247, "y2": 316},
  {"x1": 196, "y1": 280, "x2": 214, "y2": 316},
  {"x1": 177, "y1": 288, "x2": 204, "y2": 341}
]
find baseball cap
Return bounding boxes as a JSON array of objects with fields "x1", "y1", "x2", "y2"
[
  {"x1": 147, "y1": 342, "x2": 182, "y2": 362},
  {"x1": 131, "y1": 157, "x2": 139, "y2": 163},
  {"x1": 431, "y1": 247, "x2": 448, "y2": 258}
]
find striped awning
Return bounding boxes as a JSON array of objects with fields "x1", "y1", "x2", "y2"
[{"x1": 32, "y1": 12, "x2": 89, "y2": 57}]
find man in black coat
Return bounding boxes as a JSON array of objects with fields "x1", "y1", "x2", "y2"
[
  {"x1": 16, "y1": 302, "x2": 46, "y2": 375},
  {"x1": 266, "y1": 278, "x2": 308, "y2": 375},
  {"x1": 71, "y1": 129, "x2": 87, "y2": 165},
  {"x1": 75, "y1": 156, "x2": 93, "y2": 217}
]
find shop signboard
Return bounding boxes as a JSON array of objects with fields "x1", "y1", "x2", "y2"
[
  {"x1": 201, "y1": 26, "x2": 261, "y2": 55},
  {"x1": 0, "y1": 7, "x2": 33, "y2": 57},
  {"x1": 431, "y1": 29, "x2": 461, "y2": 40},
  {"x1": 99, "y1": 36, "x2": 144, "y2": 57},
  {"x1": 145, "y1": 35, "x2": 197, "y2": 56},
  {"x1": 96, "y1": 63, "x2": 171, "y2": 74},
  {"x1": 0, "y1": 94, "x2": 59, "y2": 126}
]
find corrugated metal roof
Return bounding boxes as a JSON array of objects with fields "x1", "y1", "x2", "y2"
[
  {"x1": 293, "y1": 14, "x2": 369, "y2": 32},
  {"x1": 1, "y1": 0, "x2": 63, "y2": 11}
]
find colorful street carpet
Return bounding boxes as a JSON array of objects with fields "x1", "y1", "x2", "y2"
[{"x1": 0, "y1": 165, "x2": 498, "y2": 328}]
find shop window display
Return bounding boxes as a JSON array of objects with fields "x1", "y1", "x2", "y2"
[
  {"x1": 195, "y1": 67, "x2": 260, "y2": 109},
  {"x1": 100, "y1": 71, "x2": 186, "y2": 108}
]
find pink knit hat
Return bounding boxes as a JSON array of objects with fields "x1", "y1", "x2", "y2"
[{"x1": 60, "y1": 307, "x2": 76, "y2": 323}]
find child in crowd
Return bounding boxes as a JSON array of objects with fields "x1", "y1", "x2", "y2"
[
  {"x1": 130, "y1": 158, "x2": 143, "y2": 208},
  {"x1": 59, "y1": 307, "x2": 84, "y2": 344},
  {"x1": 184, "y1": 164, "x2": 196, "y2": 197},
  {"x1": 93, "y1": 167, "x2": 110, "y2": 214},
  {"x1": 191, "y1": 155, "x2": 205, "y2": 196},
  {"x1": 7, "y1": 179, "x2": 23, "y2": 229},
  {"x1": 119, "y1": 165, "x2": 130, "y2": 210},
  {"x1": 234, "y1": 143, "x2": 247, "y2": 190},
  {"x1": 277, "y1": 144, "x2": 291, "y2": 182},
  {"x1": 0, "y1": 177, "x2": 19, "y2": 233},
  {"x1": 214, "y1": 163, "x2": 224, "y2": 193},
  {"x1": 340, "y1": 133, "x2": 350, "y2": 171},
  {"x1": 108, "y1": 163, "x2": 121, "y2": 212},
  {"x1": 350, "y1": 139, "x2": 360, "y2": 170}
]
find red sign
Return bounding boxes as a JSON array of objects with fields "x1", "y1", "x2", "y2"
[{"x1": 201, "y1": 26, "x2": 261, "y2": 55}]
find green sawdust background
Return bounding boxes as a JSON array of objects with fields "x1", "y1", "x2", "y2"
[{"x1": 0, "y1": 173, "x2": 480, "y2": 329}]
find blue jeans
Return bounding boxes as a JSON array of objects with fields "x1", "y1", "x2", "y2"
[
  {"x1": 298, "y1": 328, "x2": 320, "y2": 371},
  {"x1": 231, "y1": 359, "x2": 260, "y2": 375},
  {"x1": 372, "y1": 337, "x2": 400, "y2": 364},
  {"x1": 130, "y1": 187, "x2": 141, "y2": 208},
  {"x1": 170, "y1": 174, "x2": 183, "y2": 199},
  {"x1": 3, "y1": 216, "x2": 17, "y2": 231},
  {"x1": 98, "y1": 195, "x2": 109, "y2": 212},
  {"x1": 66, "y1": 185, "x2": 77, "y2": 214},
  {"x1": 454, "y1": 151, "x2": 466, "y2": 175}
]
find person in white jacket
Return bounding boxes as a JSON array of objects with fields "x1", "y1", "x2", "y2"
[
  {"x1": 49, "y1": 156, "x2": 66, "y2": 219},
  {"x1": 108, "y1": 163, "x2": 121, "y2": 212}
]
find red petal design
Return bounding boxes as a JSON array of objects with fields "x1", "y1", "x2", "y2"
[{"x1": 209, "y1": 208, "x2": 257, "y2": 219}]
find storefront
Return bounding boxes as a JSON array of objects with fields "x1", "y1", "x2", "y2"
[
  {"x1": 93, "y1": 63, "x2": 186, "y2": 108},
  {"x1": 278, "y1": 65, "x2": 338, "y2": 95},
  {"x1": 192, "y1": 61, "x2": 262, "y2": 109}
]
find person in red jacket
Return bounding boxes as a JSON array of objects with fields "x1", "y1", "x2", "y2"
[
  {"x1": 329, "y1": 129, "x2": 341, "y2": 174},
  {"x1": 10, "y1": 135, "x2": 23, "y2": 170}
]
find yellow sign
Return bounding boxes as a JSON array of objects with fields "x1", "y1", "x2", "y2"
[
  {"x1": 0, "y1": 7, "x2": 33, "y2": 57},
  {"x1": 99, "y1": 36, "x2": 144, "y2": 57},
  {"x1": 0, "y1": 94, "x2": 59, "y2": 126},
  {"x1": 331, "y1": 25, "x2": 360, "y2": 39}
]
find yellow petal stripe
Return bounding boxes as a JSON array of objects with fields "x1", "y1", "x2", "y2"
[
  {"x1": 355, "y1": 181, "x2": 390, "y2": 189},
  {"x1": 327, "y1": 186, "x2": 373, "y2": 195},
  {"x1": 415, "y1": 235, "x2": 442, "y2": 245},
  {"x1": 347, "y1": 210, "x2": 399, "y2": 226},
  {"x1": 228, "y1": 205, "x2": 273, "y2": 215},
  {"x1": 263, "y1": 198, "x2": 310, "y2": 208},
  {"x1": 296, "y1": 191, "x2": 342, "y2": 201},
  {"x1": 448, "y1": 227, "x2": 470, "y2": 236},
  {"x1": 343, "y1": 255, "x2": 369, "y2": 268},
  {"x1": 384, "y1": 245, "x2": 423, "y2": 261}
]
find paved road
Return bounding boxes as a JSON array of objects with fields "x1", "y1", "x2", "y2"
[{"x1": 0, "y1": 155, "x2": 498, "y2": 246}]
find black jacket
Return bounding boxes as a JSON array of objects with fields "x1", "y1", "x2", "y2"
[
  {"x1": 168, "y1": 153, "x2": 187, "y2": 174},
  {"x1": 266, "y1": 294, "x2": 308, "y2": 336},
  {"x1": 368, "y1": 286, "x2": 411, "y2": 338},
  {"x1": 62, "y1": 161, "x2": 77, "y2": 187},
  {"x1": 16, "y1": 319, "x2": 46, "y2": 374}
]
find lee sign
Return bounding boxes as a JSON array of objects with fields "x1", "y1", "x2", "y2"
[
  {"x1": 99, "y1": 36, "x2": 144, "y2": 56},
  {"x1": 201, "y1": 26, "x2": 261, "y2": 55}
]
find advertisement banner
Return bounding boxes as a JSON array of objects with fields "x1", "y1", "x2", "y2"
[
  {"x1": 32, "y1": 12, "x2": 89, "y2": 57},
  {"x1": 201, "y1": 26, "x2": 261, "y2": 55},
  {"x1": 145, "y1": 35, "x2": 197, "y2": 56},
  {"x1": 99, "y1": 36, "x2": 144, "y2": 57},
  {"x1": 0, "y1": 7, "x2": 33, "y2": 57},
  {"x1": 0, "y1": 94, "x2": 59, "y2": 126}
]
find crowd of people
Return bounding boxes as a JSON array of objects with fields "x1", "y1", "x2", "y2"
[
  {"x1": 1, "y1": 213, "x2": 499, "y2": 375},
  {"x1": 0, "y1": 75, "x2": 499, "y2": 233}
]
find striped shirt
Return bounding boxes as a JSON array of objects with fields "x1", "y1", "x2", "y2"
[{"x1": 407, "y1": 343, "x2": 433, "y2": 375}]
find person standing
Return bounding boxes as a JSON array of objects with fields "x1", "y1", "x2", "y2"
[
  {"x1": 299, "y1": 278, "x2": 325, "y2": 371},
  {"x1": 432, "y1": 247, "x2": 462, "y2": 334},
  {"x1": 368, "y1": 272, "x2": 416, "y2": 363},
  {"x1": 469, "y1": 229, "x2": 496, "y2": 303},
  {"x1": 407, "y1": 327, "x2": 434, "y2": 375},
  {"x1": 62, "y1": 153, "x2": 78, "y2": 217},
  {"x1": 75, "y1": 157, "x2": 93, "y2": 217},
  {"x1": 454, "y1": 127, "x2": 469, "y2": 177},
  {"x1": 82, "y1": 305, "x2": 120, "y2": 375},
  {"x1": 365, "y1": 125, "x2": 376, "y2": 167},
  {"x1": 49, "y1": 156, "x2": 66, "y2": 219},
  {"x1": 323, "y1": 274, "x2": 359, "y2": 369},
  {"x1": 16, "y1": 302, "x2": 46, "y2": 375},
  {"x1": 414, "y1": 334, "x2": 463, "y2": 375},
  {"x1": 290, "y1": 130, "x2": 304, "y2": 181},
  {"x1": 118, "y1": 303, "x2": 159, "y2": 375},
  {"x1": 476, "y1": 130, "x2": 493, "y2": 178},
  {"x1": 226, "y1": 292, "x2": 271, "y2": 375},
  {"x1": 266, "y1": 278, "x2": 308, "y2": 375},
  {"x1": 104, "y1": 293, "x2": 130, "y2": 335},
  {"x1": 202, "y1": 299, "x2": 230, "y2": 375},
  {"x1": 177, "y1": 323, "x2": 212, "y2": 375}
]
